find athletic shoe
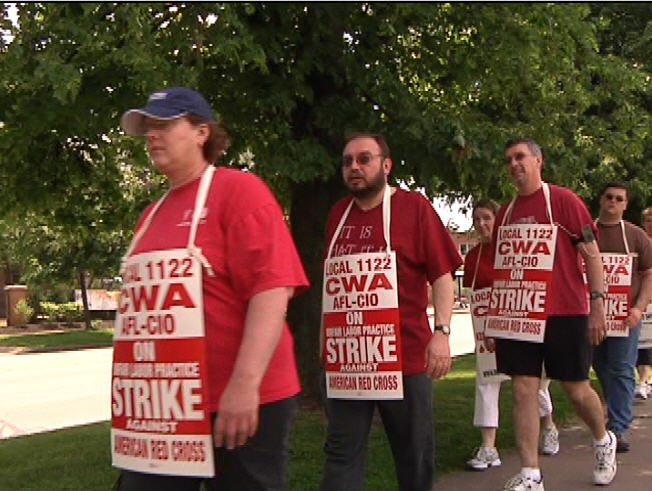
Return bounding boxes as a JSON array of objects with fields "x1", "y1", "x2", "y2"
[
  {"x1": 635, "y1": 381, "x2": 648, "y2": 400},
  {"x1": 502, "y1": 472, "x2": 544, "y2": 490},
  {"x1": 614, "y1": 432, "x2": 629, "y2": 453},
  {"x1": 539, "y1": 425, "x2": 560, "y2": 456},
  {"x1": 593, "y1": 430, "x2": 617, "y2": 485},
  {"x1": 466, "y1": 446, "x2": 501, "y2": 470}
]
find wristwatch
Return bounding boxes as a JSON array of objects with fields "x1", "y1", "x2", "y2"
[
  {"x1": 590, "y1": 291, "x2": 605, "y2": 301},
  {"x1": 434, "y1": 324, "x2": 451, "y2": 335}
]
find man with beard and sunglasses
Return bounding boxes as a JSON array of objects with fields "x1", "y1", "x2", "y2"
[{"x1": 319, "y1": 132, "x2": 462, "y2": 490}]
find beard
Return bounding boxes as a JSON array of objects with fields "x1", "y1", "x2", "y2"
[{"x1": 346, "y1": 168, "x2": 387, "y2": 200}]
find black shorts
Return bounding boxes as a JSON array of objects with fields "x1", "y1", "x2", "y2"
[
  {"x1": 637, "y1": 348, "x2": 652, "y2": 366},
  {"x1": 496, "y1": 315, "x2": 592, "y2": 381}
]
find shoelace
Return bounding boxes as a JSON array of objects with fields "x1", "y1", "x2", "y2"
[
  {"x1": 542, "y1": 429, "x2": 557, "y2": 446},
  {"x1": 594, "y1": 442, "x2": 613, "y2": 470},
  {"x1": 504, "y1": 474, "x2": 525, "y2": 488}
]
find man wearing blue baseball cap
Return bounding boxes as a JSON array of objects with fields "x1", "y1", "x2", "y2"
[{"x1": 112, "y1": 87, "x2": 309, "y2": 490}]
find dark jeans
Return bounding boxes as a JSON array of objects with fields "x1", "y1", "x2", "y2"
[
  {"x1": 115, "y1": 396, "x2": 297, "y2": 491},
  {"x1": 320, "y1": 372, "x2": 435, "y2": 491}
]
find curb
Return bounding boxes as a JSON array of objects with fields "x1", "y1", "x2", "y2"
[{"x1": 0, "y1": 343, "x2": 112, "y2": 356}]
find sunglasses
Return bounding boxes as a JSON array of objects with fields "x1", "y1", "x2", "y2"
[
  {"x1": 604, "y1": 193, "x2": 626, "y2": 202},
  {"x1": 342, "y1": 152, "x2": 384, "y2": 167}
]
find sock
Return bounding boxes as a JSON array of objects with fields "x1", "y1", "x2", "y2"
[
  {"x1": 594, "y1": 432, "x2": 610, "y2": 446},
  {"x1": 521, "y1": 467, "x2": 541, "y2": 481}
]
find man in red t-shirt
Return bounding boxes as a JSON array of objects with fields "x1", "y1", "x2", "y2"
[
  {"x1": 319, "y1": 133, "x2": 462, "y2": 491},
  {"x1": 493, "y1": 138, "x2": 616, "y2": 491}
]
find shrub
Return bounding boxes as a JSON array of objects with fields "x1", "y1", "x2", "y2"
[
  {"x1": 60, "y1": 302, "x2": 82, "y2": 326},
  {"x1": 39, "y1": 301, "x2": 83, "y2": 326},
  {"x1": 40, "y1": 302, "x2": 61, "y2": 323},
  {"x1": 14, "y1": 299, "x2": 34, "y2": 325}
]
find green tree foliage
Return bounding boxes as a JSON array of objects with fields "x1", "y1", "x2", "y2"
[{"x1": 0, "y1": 3, "x2": 650, "y2": 394}]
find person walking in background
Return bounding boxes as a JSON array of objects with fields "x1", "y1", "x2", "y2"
[
  {"x1": 490, "y1": 138, "x2": 615, "y2": 490},
  {"x1": 113, "y1": 87, "x2": 308, "y2": 490},
  {"x1": 635, "y1": 206, "x2": 652, "y2": 400},
  {"x1": 463, "y1": 199, "x2": 559, "y2": 472},
  {"x1": 319, "y1": 132, "x2": 462, "y2": 491},
  {"x1": 593, "y1": 184, "x2": 652, "y2": 453}
]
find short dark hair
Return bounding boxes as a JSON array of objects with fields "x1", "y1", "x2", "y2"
[
  {"x1": 504, "y1": 138, "x2": 543, "y2": 159},
  {"x1": 344, "y1": 132, "x2": 390, "y2": 158},
  {"x1": 472, "y1": 198, "x2": 500, "y2": 217},
  {"x1": 600, "y1": 181, "x2": 629, "y2": 200},
  {"x1": 185, "y1": 114, "x2": 231, "y2": 164}
]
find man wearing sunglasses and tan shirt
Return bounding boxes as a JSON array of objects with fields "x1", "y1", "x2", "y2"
[{"x1": 593, "y1": 182, "x2": 652, "y2": 453}]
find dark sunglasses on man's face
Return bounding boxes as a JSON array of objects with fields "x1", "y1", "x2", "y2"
[
  {"x1": 604, "y1": 193, "x2": 626, "y2": 202},
  {"x1": 342, "y1": 152, "x2": 384, "y2": 167}
]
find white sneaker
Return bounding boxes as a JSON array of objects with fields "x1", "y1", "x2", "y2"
[
  {"x1": 539, "y1": 425, "x2": 560, "y2": 455},
  {"x1": 593, "y1": 430, "x2": 617, "y2": 485},
  {"x1": 466, "y1": 446, "x2": 501, "y2": 470},
  {"x1": 635, "y1": 381, "x2": 648, "y2": 400},
  {"x1": 502, "y1": 472, "x2": 544, "y2": 490}
]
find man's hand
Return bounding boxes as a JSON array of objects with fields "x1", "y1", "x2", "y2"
[
  {"x1": 588, "y1": 298, "x2": 607, "y2": 345},
  {"x1": 213, "y1": 380, "x2": 259, "y2": 450},
  {"x1": 626, "y1": 306, "x2": 643, "y2": 328},
  {"x1": 424, "y1": 332, "x2": 452, "y2": 379}
]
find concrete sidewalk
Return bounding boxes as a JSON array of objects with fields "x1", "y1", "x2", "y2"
[{"x1": 434, "y1": 398, "x2": 652, "y2": 490}]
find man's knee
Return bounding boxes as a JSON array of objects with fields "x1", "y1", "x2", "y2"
[
  {"x1": 561, "y1": 380, "x2": 593, "y2": 404},
  {"x1": 512, "y1": 376, "x2": 540, "y2": 404}
]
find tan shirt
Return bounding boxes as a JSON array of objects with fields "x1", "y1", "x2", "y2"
[{"x1": 597, "y1": 220, "x2": 652, "y2": 306}]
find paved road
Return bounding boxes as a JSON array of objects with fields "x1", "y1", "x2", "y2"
[
  {"x1": 449, "y1": 310, "x2": 475, "y2": 357},
  {"x1": 0, "y1": 311, "x2": 475, "y2": 439},
  {"x1": 0, "y1": 348, "x2": 112, "y2": 438}
]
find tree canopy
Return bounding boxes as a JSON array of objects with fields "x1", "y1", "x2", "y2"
[{"x1": 1, "y1": 2, "x2": 650, "y2": 392}]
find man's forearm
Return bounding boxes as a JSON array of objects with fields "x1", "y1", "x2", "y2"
[
  {"x1": 581, "y1": 241, "x2": 605, "y2": 306},
  {"x1": 634, "y1": 269, "x2": 652, "y2": 311},
  {"x1": 431, "y1": 272, "x2": 455, "y2": 325}
]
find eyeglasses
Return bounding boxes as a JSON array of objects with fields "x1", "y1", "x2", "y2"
[
  {"x1": 504, "y1": 152, "x2": 534, "y2": 164},
  {"x1": 342, "y1": 152, "x2": 385, "y2": 167},
  {"x1": 604, "y1": 193, "x2": 626, "y2": 202}
]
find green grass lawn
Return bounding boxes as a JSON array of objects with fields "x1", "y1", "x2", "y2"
[
  {"x1": 0, "y1": 328, "x2": 114, "y2": 350},
  {"x1": 0, "y1": 354, "x2": 581, "y2": 490}
]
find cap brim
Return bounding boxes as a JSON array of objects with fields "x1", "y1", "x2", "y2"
[{"x1": 120, "y1": 109, "x2": 187, "y2": 136}]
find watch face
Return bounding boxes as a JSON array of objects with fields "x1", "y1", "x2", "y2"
[{"x1": 436, "y1": 325, "x2": 450, "y2": 335}]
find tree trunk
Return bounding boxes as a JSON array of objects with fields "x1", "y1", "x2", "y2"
[
  {"x1": 79, "y1": 271, "x2": 92, "y2": 330},
  {"x1": 287, "y1": 176, "x2": 345, "y2": 405}
]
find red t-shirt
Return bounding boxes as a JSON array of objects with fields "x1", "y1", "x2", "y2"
[
  {"x1": 324, "y1": 189, "x2": 463, "y2": 375},
  {"x1": 131, "y1": 167, "x2": 309, "y2": 410},
  {"x1": 463, "y1": 242, "x2": 495, "y2": 290},
  {"x1": 493, "y1": 184, "x2": 596, "y2": 315}
]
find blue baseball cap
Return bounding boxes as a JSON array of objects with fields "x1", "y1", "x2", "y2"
[{"x1": 121, "y1": 86, "x2": 215, "y2": 135}]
